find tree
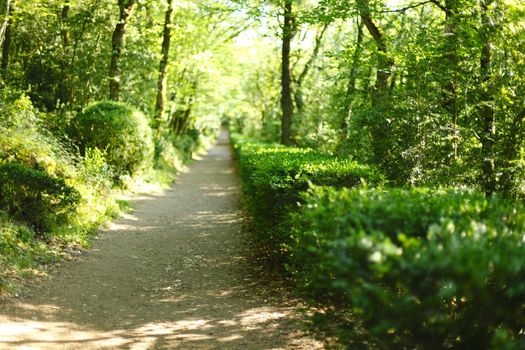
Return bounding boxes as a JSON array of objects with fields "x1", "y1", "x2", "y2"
[
  {"x1": 0, "y1": 0, "x2": 11, "y2": 47},
  {"x1": 340, "y1": 19, "x2": 364, "y2": 144},
  {"x1": 280, "y1": 0, "x2": 295, "y2": 145},
  {"x1": 293, "y1": 22, "x2": 329, "y2": 115},
  {"x1": 58, "y1": 1, "x2": 72, "y2": 106},
  {"x1": 109, "y1": 0, "x2": 137, "y2": 101},
  {"x1": 478, "y1": 0, "x2": 495, "y2": 195},
  {"x1": 154, "y1": 0, "x2": 175, "y2": 138},
  {"x1": 1, "y1": 0, "x2": 12, "y2": 82},
  {"x1": 356, "y1": 0, "x2": 394, "y2": 169}
]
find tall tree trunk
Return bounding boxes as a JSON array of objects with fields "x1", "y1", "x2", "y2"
[
  {"x1": 1, "y1": 0, "x2": 12, "y2": 83},
  {"x1": 154, "y1": 0, "x2": 175, "y2": 137},
  {"x1": 61, "y1": 4, "x2": 70, "y2": 47},
  {"x1": 479, "y1": 0, "x2": 496, "y2": 195},
  {"x1": 280, "y1": 0, "x2": 295, "y2": 145},
  {"x1": 0, "y1": 0, "x2": 11, "y2": 48},
  {"x1": 443, "y1": 0, "x2": 459, "y2": 159},
  {"x1": 357, "y1": 0, "x2": 394, "y2": 167},
  {"x1": 169, "y1": 77, "x2": 197, "y2": 136},
  {"x1": 340, "y1": 19, "x2": 364, "y2": 143},
  {"x1": 109, "y1": 0, "x2": 137, "y2": 101}
]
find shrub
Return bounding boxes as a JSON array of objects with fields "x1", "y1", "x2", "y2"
[
  {"x1": 232, "y1": 135, "x2": 382, "y2": 260},
  {"x1": 0, "y1": 162, "x2": 80, "y2": 234},
  {"x1": 168, "y1": 132, "x2": 199, "y2": 162},
  {"x1": 155, "y1": 136, "x2": 184, "y2": 171},
  {"x1": 76, "y1": 147, "x2": 114, "y2": 191},
  {"x1": 0, "y1": 215, "x2": 34, "y2": 290},
  {"x1": 290, "y1": 186, "x2": 525, "y2": 349},
  {"x1": 67, "y1": 101, "x2": 154, "y2": 179}
]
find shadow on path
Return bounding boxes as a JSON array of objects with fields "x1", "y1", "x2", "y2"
[{"x1": 0, "y1": 130, "x2": 322, "y2": 350}]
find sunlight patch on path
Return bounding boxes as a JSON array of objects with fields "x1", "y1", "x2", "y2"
[
  {"x1": 0, "y1": 131, "x2": 325, "y2": 350},
  {"x1": 0, "y1": 304, "x2": 298, "y2": 350}
]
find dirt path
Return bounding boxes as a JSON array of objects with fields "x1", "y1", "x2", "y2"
[{"x1": 0, "y1": 131, "x2": 324, "y2": 350}]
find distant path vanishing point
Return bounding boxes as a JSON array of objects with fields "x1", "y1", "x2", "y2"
[{"x1": 0, "y1": 130, "x2": 324, "y2": 350}]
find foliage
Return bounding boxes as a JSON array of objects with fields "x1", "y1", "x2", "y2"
[
  {"x1": 230, "y1": 0, "x2": 525, "y2": 198},
  {"x1": 0, "y1": 162, "x2": 80, "y2": 234},
  {"x1": 3, "y1": 1, "x2": 525, "y2": 348},
  {"x1": 0, "y1": 214, "x2": 59, "y2": 292},
  {"x1": 0, "y1": 92, "x2": 77, "y2": 178},
  {"x1": 0, "y1": 0, "x2": 224, "y2": 294},
  {"x1": 155, "y1": 130, "x2": 212, "y2": 173},
  {"x1": 232, "y1": 133, "x2": 382, "y2": 260},
  {"x1": 290, "y1": 186, "x2": 525, "y2": 349},
  {"x1": 67, "y1": 101, "x2": 154, "y2": 180}
]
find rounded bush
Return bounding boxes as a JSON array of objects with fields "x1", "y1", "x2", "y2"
[
  {"x1": 0, "y1": 162, "x2": 80, "y2": 234},
  {"x1": 67, "y1": 101, "x2": 154, "y2": 178}
]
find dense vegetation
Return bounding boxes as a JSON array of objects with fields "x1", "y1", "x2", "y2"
[
  {"x1": 2, "y1": 0, "x2": 525, "y2": 347},
  {"x1": 292, "y1": 187, "x2": 525, "y2": 348},
  {"x1": 232, "y1": 134, "x2": 382, "y2": 260},
  {"x1": 227, "y1": 2, "x2": 525, "y2": 347},
  {"x1": 233, "y1": 0, "x2": 525, "y2": 198},
  {"x1": 0, "y1": 0, "x2": 234, "y2": 292},
  {"x1": 234, "y1": 135, "x2": 525, "y2": 348}
]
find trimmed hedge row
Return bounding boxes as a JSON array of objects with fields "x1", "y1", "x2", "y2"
[
  {"x1": 290, "y1": 186, "x2": 525, "y2": 349},
  {"x1": 233, "y1": 134, "x2": 525, "y2": 348},
  {"x1": 231, "y1": 134, "x2": 383, "y2": 260}
]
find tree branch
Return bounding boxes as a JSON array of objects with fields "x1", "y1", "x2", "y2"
[
  {"x1": 382, "y1": 0, "x2": 437, "y2": 13},
  {"x1": 429, "y1": 0, "x2": 448, "y2": 13},
  {"x1": 295, "y1": 23, "x2": 329, "y2": 87}
]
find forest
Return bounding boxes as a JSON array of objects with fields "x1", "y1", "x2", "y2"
[{"x1": 1, "y1": 0, "x2": 525, "y2": 348}]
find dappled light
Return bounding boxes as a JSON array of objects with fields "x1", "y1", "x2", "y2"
[
  {"x1": 2, "y1": 0, "x2": 523, "y2": 348},
  {"x1": 0, "y1": 132, "x2": 321, "y2": 350},
  {"x1": 0, "y1": 300, "x2": 297, "y2": 349}
]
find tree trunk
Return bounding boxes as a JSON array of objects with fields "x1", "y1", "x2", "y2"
[
  {"x1": 280, "y1": 0, "x2": 295, "y2": 145},
  {"x1": 58, "y1": 2, "x2": 71, "y2": 106},
  {"x1": 479, "y1": 0, "x2": 496, "y2": 195},
  {"x1": 109, "y1": 0, "x2": 137, "y2": 101},
  {"x1": 1, "y1": 0, "x2": 12, "y2": 83},
  {"x1": 443, "y1": 0, "x2": 459, "y2": 159},
  {"x1": 357, "y1": 0, "x2": 394, "y2": 167},
  {"x1": 61, "y1": 4, "x2": 70, "y2": 47},
  {"x1": 0, "y1": 0, "x2": 11, "y2": 48},
  {"x1": 154, "y1": 0, "x2": 175, "y2": 137},
  {"x1": 169, "y1": 102, "x2": 194, "y2": 136},
  {"x1": 499, "y1": 110, "x2": 525, "y2": 197},
  {"x1": 359, "y1": 6, "x2": 392, "y2": 98},
  {"x1": 340, "y1": 19, "x2": 364, "y2": 143}
]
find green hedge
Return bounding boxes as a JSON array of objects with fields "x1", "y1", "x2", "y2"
[
  {"x1": 290, "y1": 186, "x2": 525, "y2": 349},
  {"x1": 232, "y1": 134, "x2": 383, "y2": 260},
  {"x1": 0, "y1": 162, "x2": 80, "y2": 234},
  {"x1": 67, "y1": 101, "x2": 154, "y2": 180}
]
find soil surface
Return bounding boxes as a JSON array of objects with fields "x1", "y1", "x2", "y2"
[{"x1": 0, "y1": 131, "x2": 324, "y2": 350}]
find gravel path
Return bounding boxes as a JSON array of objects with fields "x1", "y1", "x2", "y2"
[{"x1": 0, "y1": 131, "x2": 324, "y2": 350}]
